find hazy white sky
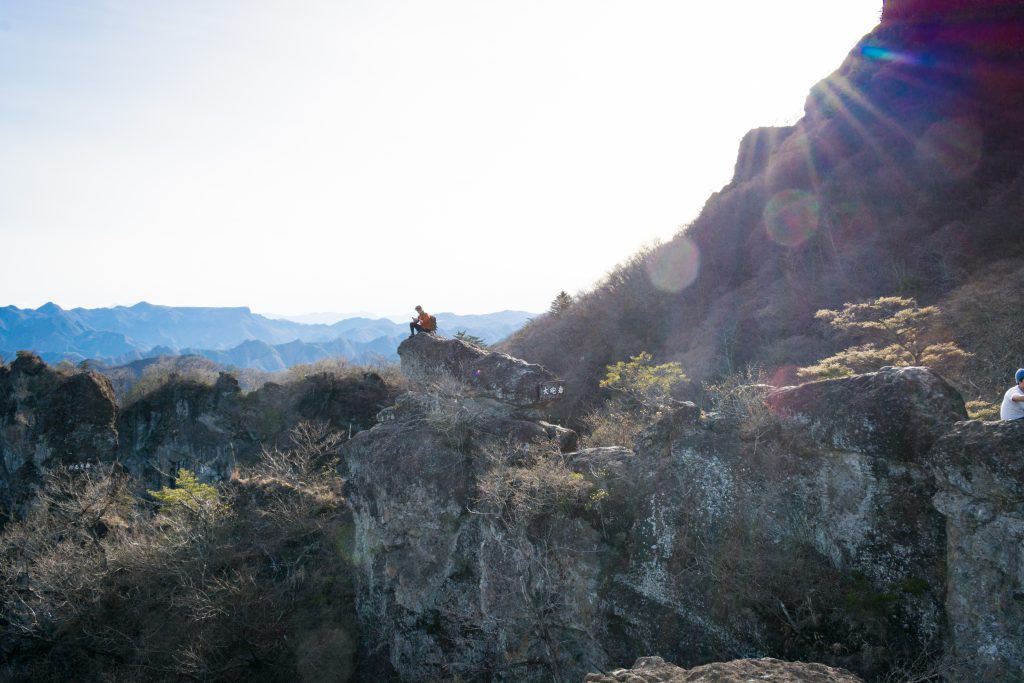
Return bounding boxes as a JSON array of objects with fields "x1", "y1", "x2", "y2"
[{"x1": 1, "y1": 0, "x2": 881, "y2": 318}]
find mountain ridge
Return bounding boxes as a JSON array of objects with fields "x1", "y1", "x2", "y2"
[{"x1": 0, "y1": 302, "x2": 536, "y2": 369}]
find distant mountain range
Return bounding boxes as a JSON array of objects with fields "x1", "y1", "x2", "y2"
[{"x1": 0, "y1": 302, "x2": 535, "y2": 371}]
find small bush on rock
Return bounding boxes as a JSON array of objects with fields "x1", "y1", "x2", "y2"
[{"x1": 582, "y1": 352, "x2": 687, "y2": 449}]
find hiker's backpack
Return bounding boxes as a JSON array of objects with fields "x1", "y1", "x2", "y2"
[{"x1": 425, "y1": 314, "x2": 437, "y2": 332}]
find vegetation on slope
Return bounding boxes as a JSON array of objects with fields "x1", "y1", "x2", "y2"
[
  {"x1": 0, "y1": 423, "x2": 359, "y2": 683},
  {"x1": 502, "y1": 10, "x2": 1024, "y2": 425}
]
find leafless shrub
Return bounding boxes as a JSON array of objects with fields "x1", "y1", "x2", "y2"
[
  {"x1": 416, "y1": 379, "x2": 479, "y2": 451},
  {"x1": 476, "y1": 440, "x2": 590, "y2": 521},
  {"x1": 578, "y1": 406, "x2": 647, "y2": 449},
  {"x1": 119, "y1": 356, "x2": 222, "y2": 407},
  {"x1": 279, "y1": 357, "x2": 354, "y2": 384},
  {"x1": 1, "y1": 465, "x2": 135, "y2": 643},
  {"x1": 254, "y1": 420, "x2": 345, "y2": 484},
  {"x1": 0, "y1": 426, "x2": 355, "y2": 682},
  {"x1": 874, "y1": 646, "x2": 961, "y2": 683},
  {"x1": 964, "y1": 399, "x2": 999, "y2": 421},
  {"x1": 703, "y1": 365, "x2": 778, "y2": 442}
]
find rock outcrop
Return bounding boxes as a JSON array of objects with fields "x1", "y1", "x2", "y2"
[
  {"x1": 113, "y1": 368, "x2": 397, "y2": 489},
  {"x1": 587, "y1": 368, "x2": 959, "y2": 678},
  {"x1": 398, "y1": 334, "x2": 565, "y2": 409},
  {"x1": 344, "y1": 337, "x2": 976, "y2": 681},
  {"x1": 930, "y1": 418, "x2": 1024, "y2": 680},
  {"x1": 117, "y1": 372, "x2": 246, "y2": 489},
  {"x1": 0, "y1": 354, "x2": 397, "y2": 521},
  {"x1": 0, "y1": 353, "x2": 118, "y2": 519},
  {"x1": 6, "y1": 344, "x2": 1023, "y2": 681},
  {"x1": 584, "y1": 655, "x2": 864, "y2": 683},
  {"x1": 344, "y1": 337, "x2": 577, "y2": 680}
]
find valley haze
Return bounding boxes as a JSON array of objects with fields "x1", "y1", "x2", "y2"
[{"x1": 0, "y1": 301, "x2": 534, "y2": 371}]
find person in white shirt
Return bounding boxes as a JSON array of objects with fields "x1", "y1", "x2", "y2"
[{"x1": 999, "y1": 368, "x2": 1024, "y2": 420}]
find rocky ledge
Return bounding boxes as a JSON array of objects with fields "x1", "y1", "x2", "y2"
[{"x1": 398, "y1": 333, "x2": 565, "y2": 408}]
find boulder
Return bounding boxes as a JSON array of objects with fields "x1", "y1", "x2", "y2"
[
  {"x1": 765, "y1": 366, "x2": 967, "y2": 461},
  {"x1": 584, "y1": 655, "x2": 865, "y2": 682},
  {"x1": 398, "y1": 333, "x2": 564, "y2": 409}
]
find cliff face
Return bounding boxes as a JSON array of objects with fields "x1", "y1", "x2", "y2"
[
  {"x1": 340, "y1": 336, "x2": 1021, "y2": 681},
  {"x1": 0, "y1": 353, "x2": 118, "y2": 520},
  {"x1": 930, "y1": 419, "x2": 1024, "y2": 679},
  {"x1": 4, "y1": 341, "x2": 1023, "y2": 680},
  {"x1": 0, "y1": 354, "x2": 396, "y2": 520},
  {"x1": 116, "y1": 372, "x2": 247, "y2": 489}
]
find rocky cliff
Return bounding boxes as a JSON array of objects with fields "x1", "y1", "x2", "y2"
[
  {"x1": 341, "y1": 337, "x2": 1021, "y2": 682},
  {"x1": 930, "y1": 418, "x2": 1024, "y2": 679},
  {"x1": 0, "y1": 353, "x2": 396, "y2": 519},
  {"x1": 0, "y1": 352, "x2": 118, "y2": 521},
  {"x1": 4, "y1": 337, "x2": 1023, "y2": 681}
]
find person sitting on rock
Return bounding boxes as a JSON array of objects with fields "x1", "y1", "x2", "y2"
[
  {"x1": 409, "y1": 305, "x2": 436, "y2": 337},
  {"x1": 999, "y1": 368, "x2": 1024, "y2": 420}
]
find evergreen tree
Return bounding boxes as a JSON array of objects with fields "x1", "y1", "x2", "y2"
[{"x1": 549, "y1": 291, "x2": 573, "y2": 316}]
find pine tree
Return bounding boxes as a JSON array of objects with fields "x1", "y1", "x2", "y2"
[{"x1": 549, "y1": 291, "x2": 573, "y2": 316}]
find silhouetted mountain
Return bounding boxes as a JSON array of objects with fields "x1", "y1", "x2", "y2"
[{"x1": 0, "y1": 303, "x2": 534, "y2": 368}]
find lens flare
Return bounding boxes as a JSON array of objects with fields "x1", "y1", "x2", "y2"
[
  {"x1": 861, "y1": 45, "x2": 930, "y2": 67},
  {"x1": 916, "y1": 118, "x2": 983, "y2": 180},
  {"x1": 646, "y1": 236, "x2": 700, "y2": 293},
  {"x1": 763, "y1": 190, "x2": 819, "y2": 247}
]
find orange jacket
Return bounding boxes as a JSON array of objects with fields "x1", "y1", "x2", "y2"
[{"x1": 417, "y1": 310, "x2": 431, "y2": 326}]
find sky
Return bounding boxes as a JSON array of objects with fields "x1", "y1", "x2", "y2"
[{"x1": 0, "y1": 0, "x2": 882, "y2": 319}]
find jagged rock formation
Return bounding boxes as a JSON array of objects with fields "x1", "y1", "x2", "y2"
[
  {"x1": 5, "y1": 340, "x2": 1024, "y2": 681},
  {"x1": 0, "y1": 353, "x2": 118, "y2": 520},
  {"x1": 0, "y1": 353, "x2": 396, "y2": 520},
  {"x1": 117, "y1": 372, "x2": 247, "y2": 488},
  {"x1": 344, "y1": 337, "x2": 577, "y2": 680},
  {"x1": 584, "y1": 655, "x2": 864, "y2": 683},
  {"x1": 577, "y1": 367, "x2": 960, "y2": 678},
  {"x1": 344, "y1": 336, "x2": 996, "y2": 681}
]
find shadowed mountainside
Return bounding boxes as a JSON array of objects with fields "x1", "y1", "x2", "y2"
[{"x1": 502, "y1": 0, "x2": 1024, "y2": 422}]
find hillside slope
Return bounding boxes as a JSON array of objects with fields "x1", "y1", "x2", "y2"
[{"x1": 503, "y1": 0, "x2": 1024, "y2": 419}]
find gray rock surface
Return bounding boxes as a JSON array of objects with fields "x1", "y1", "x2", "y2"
[
  {"x1": 116, "y1": 372, "x2": 246, "y2": 488},
  {"x1": 584, "y1": 655, "x2": 864, "y2": 682},
  {"x1": 398, "y1": 333, "x2": 564, "y2": 408},
  {"x1": 0, "y1": 354, "x2": 118, "y2": 519},
  {"x1": 930, "y1": 418, "x2": 1024, "y2": 681},
  {"x1": 343, "y1": 384, "x2": 585, "y2": 680},
  {"x1": 341, "y1": 363, "x2": 968, "y2": 681},
  {"x1": 765, "y1": 366, "x2": 967, "y2": 460}
]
